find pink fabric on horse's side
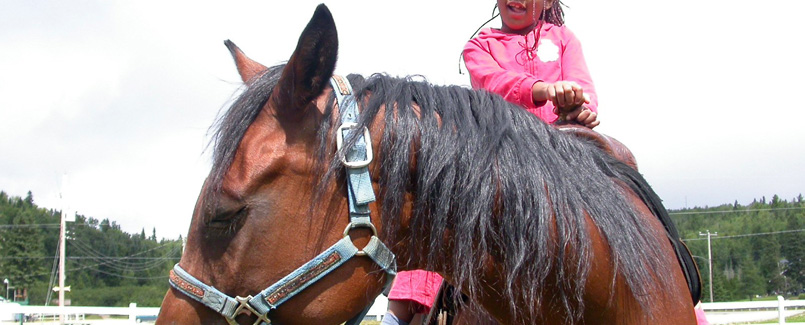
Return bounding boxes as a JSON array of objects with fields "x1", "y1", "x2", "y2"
[
  {"x1": 387, "y1": 270, "x2": 444, "y2": 312},
  {"x1": 695, "y1": 306, "x2": 710, "y2": 325}
]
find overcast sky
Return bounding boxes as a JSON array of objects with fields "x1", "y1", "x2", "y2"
[{"x1": 2, "y1": 1, "x2": 803, "y2": 239}]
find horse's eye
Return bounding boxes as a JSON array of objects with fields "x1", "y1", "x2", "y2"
[{"x1": 205, "y1": 206, "x2": 247, "y2": 233}]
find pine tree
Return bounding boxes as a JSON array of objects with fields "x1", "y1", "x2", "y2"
[
  {"x1": 0, "y1": 209, "x2": 46, "y2": 288},
  {"x1": 23, "y1": 191, "x2": 34, "y2": 206},
  {"x1": 782, "y1": 217, "x2": 805, "y2": 291}
]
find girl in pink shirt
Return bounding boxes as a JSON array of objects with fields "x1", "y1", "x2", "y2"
[
  {"x1": 464, "y1": 0, "x2": 599, "y2": 127},
  {"x1": 383, "y1": 1, "x2": 597, "y2": 324}
]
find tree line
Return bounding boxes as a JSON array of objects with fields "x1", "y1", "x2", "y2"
[
  {"x1": 0, "y1": 191, "x2": 181, "y2": 306},
  {"x1": 1, "y1": 190, "x2": 803, "y2": 306},
  {"x1": 673, "y1": 194, "x2": 805, "y2": 301}
]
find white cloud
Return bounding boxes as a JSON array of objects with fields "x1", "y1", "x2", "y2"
[{"x1": 0, "y1": 43, "x2": 127, "y2": 134}]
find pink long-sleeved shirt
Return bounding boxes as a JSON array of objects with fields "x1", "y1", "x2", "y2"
[{"x1": 463, "y1": 24, "x2": 597, "y2": 123}]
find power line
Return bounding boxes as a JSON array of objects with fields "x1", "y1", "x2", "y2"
[
  {"x1": 0, "y1": 256, "x2": 179, "y2": 260},
  {"x1": 683, "y1": 228, "x2": 805, "y2": 241},
  {"x1": 669, "y1": 206, "x2": 805, "y2": 216},
  {"x1": 25, "y1": 241, "x2": 180, "y2": 279},
  {"x1": 45, "y1": 235, "x2": 60, "y2": 306},
  {"x1": 79, "y1": 266, "x2": 171, "y2": 280},
  {"x1": 0, "y1": 223, "x2": 60, "y2": 229},
  {"x1": 67, "y1": 240, "x2": 181, "y2": 272}
]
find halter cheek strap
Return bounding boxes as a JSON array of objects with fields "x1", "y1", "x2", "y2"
[{"x1": 168, "y1": 75, "x2": 396, "y2": 325}]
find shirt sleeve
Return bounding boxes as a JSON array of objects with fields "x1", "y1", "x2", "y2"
[
  {"x1": 463, "y1": 39, "x2": 543, "y2": 108},
  {"x1": 560, "y1": 29, "x2": 598, "y2": 113}
]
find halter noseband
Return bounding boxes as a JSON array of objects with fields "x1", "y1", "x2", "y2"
[{"x1": 168, "y1": 75, "x2": 397, "y2": 325}]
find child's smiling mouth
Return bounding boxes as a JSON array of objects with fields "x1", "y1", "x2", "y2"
[{"x1": 507, "y1": 1, "x2": 527, "y2": 13}]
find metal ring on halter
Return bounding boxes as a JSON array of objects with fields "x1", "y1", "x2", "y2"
[
  {"x1": 228, "y1": 295, "x2": 271, "y2": 325},
  {"x1": 342, "y1": 222, "x2": 379, "y2": 257},
  {"x1": 336, "y1": 123, "x2": 373, "y2": 168}
]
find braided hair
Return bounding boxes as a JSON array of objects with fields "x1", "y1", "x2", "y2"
[{"x1": 543, "y1": 0, "x2": 566, "y2": 26}]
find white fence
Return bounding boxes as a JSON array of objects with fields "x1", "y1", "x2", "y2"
[
  {"x1": 701, "y1": 296, "x2": 805, "y2": 324},
  {"x1": 703, "y1": 298, "x2": 805, "y2": 311},
  {"x1": 0, "y1": 303, "x2": 158, "y2": 324},
  {"x1": 365, "y1": 294, "x2": 388, "y2": 321},
  {"x1": 2, "y1": 296, "x2": 803, "y2": 324}
]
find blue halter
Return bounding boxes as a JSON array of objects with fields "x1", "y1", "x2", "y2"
[{"x1": 168, "y1": 75, "x2": 396, "y2": 325}]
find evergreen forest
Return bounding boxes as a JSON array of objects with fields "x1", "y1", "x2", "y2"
[
  {"x1": 0, "y1": 191, "x2": 181, "y2": 306},
  {"x1": 0, "y1": 190, "x2": 803, "y2": 307},
  {"x1": 673, "y1": 194, "x2": 805, "y2": 302}
]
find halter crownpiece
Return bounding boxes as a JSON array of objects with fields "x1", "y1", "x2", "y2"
[{"x1": 168, "y1": 75, "x2": 396, "y2": 325}]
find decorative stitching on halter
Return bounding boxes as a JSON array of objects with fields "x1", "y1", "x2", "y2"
[
  {"x1": 170, "y1": 269, "x2": 206, "y2": 298},
  {"x1": 265, "y1": 251, "x2": 342, "y2": 305},
  {"x1": 332, "y1": 75, "x2": 352, "y2": 95}
]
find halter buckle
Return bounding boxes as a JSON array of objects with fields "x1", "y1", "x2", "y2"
[
  {"x1": 227, "y1": 295, "x2": 271, "y2": 325},
  {"x1": 343, "y1": 222, "x2": 379, "y2": 257},
  {"x1": 336, "y1": 123, "x2": 373, "y2": 168}
]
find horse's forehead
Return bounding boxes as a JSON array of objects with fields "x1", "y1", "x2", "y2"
[{"x1": 220, "y1": 115, "x2": 282, "y2": 197}]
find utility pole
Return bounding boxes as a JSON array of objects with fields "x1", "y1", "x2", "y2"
[
  {"x1": 58, "y1": 204, "x2": 66, "y2": 324},
  {"x1": 55, "y1": 175, "x2": 73, "y2": 324},
  {"x1": 699, "y1": 230, "x2": 718, "y2": 303}
]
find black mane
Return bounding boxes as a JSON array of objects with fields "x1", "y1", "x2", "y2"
[{"x1": 209, "y1": 65, "x2": 674, "y2": 322}]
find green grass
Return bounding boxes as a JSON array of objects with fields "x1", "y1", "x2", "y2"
[
  {"x1": 787, "y1": 312, "x2": 805, "y2": 322},
  {"x1": 750, "y1": 311, "x2": 805, "y2": 324},
  {"x1": 69, "y1": 314, "x2": 128, "y2": 320},
  {"x1": 726, "y1": 295, "x2": 803, "y2": 303}
]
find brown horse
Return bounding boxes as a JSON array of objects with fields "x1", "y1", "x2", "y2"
[{"x1": 158, "y1": 4, "x2": 699, "y2": 324}]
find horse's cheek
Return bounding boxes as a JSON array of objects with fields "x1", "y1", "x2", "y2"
[{"x1": 156, "y1": 288, "x2": 216, "y2": 324}]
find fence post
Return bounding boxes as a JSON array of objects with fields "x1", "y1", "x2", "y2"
[
  {"x1": 778, "y1": 295, "x2": 785, "y2": 324},
  {"x1": 129, "y1": 303, "x2": 137, "y2": 323}
]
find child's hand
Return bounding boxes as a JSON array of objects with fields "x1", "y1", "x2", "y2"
[
  {"x1": 546, "y1": 81, "x2": 589, "y2": 110},
  {"x1": 565, "y1": 106, "x2": 600, "y2": 129}
]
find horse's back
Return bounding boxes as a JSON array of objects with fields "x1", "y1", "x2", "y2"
[
  {"x1": 567, "y1": 126, "x2": 698, "y2": 324},
  {"x1": 555, "y1": 123, "x2": 638, "y2": 170}
]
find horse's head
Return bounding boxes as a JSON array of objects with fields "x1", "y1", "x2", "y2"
[{"x1": 157, "y1": 5, "x2": 392, "y2": 324}]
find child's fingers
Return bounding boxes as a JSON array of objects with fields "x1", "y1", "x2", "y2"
[
  {"x1": 568, "y1": 83, "x2": 587, "y2": 106},
  {"x1": 561, "y1": 82, "x2": 585, "y2": 107},
  {"x1": 553, "y1": 82, "x2": 589, "y2": 109},
  {"x1": 572, "y1": 109, "x2": 588, "y2": 122},
  {"x1": 552, "y1": 84, "x2": 566, "y2": 107},
  {"x1": 547, "y1": 85, "x2": 557, "y2": 103},
  {"x1": 562, "y1": 83, "x2": 575, "y2": 107},
  {"x1": 564, "y1": 106, "x2": 582, "y2": 120},
  {"x1": 576, "y1": 110, "x2": 599, "y2": 128},
  {"x1": 574, "y1": 88, "x2": 585, "y2": 106},
  {"x1": 569, "y1": 108, "x2": 587, "y2": 121}
]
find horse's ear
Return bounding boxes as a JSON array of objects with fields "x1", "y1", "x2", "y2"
[
  {"x1": 275, "y1": 4, "x2": 338, "y2": 113},
  {"x1": 224, "y1": 40, "x2": 268, "y2": 83}
]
